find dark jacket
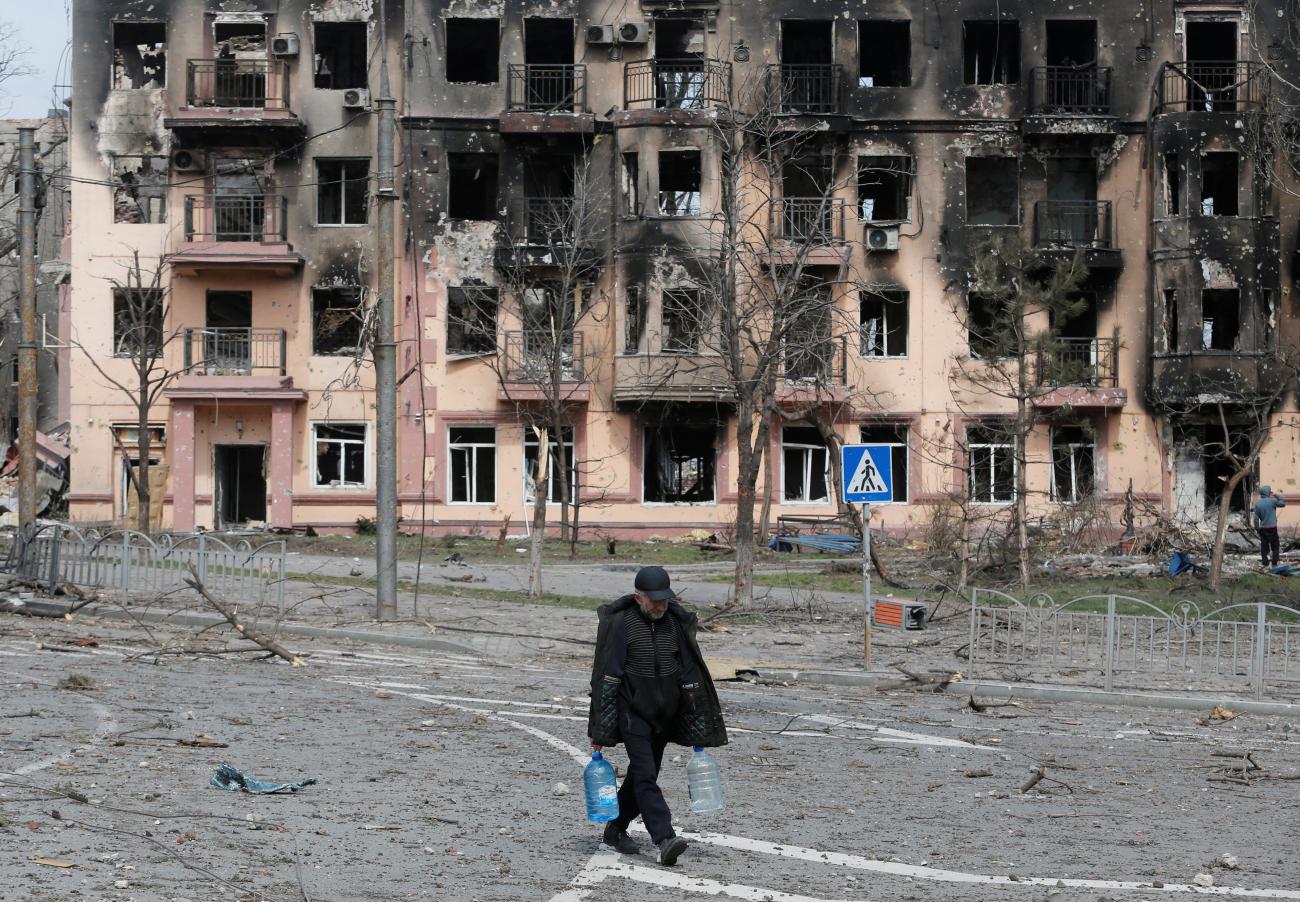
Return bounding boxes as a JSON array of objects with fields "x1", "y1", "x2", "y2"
[{"x1": 587, "y1": 594, "x2": 727, "y2": 749}]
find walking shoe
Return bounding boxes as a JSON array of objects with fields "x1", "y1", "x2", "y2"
[
  {"x1": 602, "y1": 823, "x2": 639, "y2": 855},
  {"x1": 656, "y1": 835, "x2": 689, "y2": 866}
]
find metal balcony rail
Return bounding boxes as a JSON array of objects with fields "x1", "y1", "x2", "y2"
[
  {"x1": 506, "y1": 64, "x2": 587, "y2": 113},
  {"x1": 774, "y1": 198, "x2": 847, "y2": 244},
  {"x1": 782, "y1": 334, "x2": 847, "y2": 385},
  {"x1": 624, "y1": 58, "x2": 731, "y2": 110},
  {"x1": 1155, "y1": 61, "x2": 1267, "y2": 114},
  {"x1": 1028, "y1": 66, "x2": 1112, "y2": 115},
  {"x1": 500, "y1": 196, "x2": 581, "y2": 246},
  {"x1": 183, "y1": 194, "x2": 288, "y2": 242},
  {"x1": 183, "y1": 327, "x2": 287, "y2": 376},
  {"x1": 767, "y1": 64, "x2": 842, "y2": 115},
  {"x1": 1034, "y1": 200, "x2": 1114, "y2": 248},
  {"x1": 502, "y1": 330, "x2": 586, "y2": 382},
  {"x1": 1036, "y1": 336, "x2": 1117, "y2": 387},
  {"x1": 186, "y1": 59, "x2": 291, "y2": 110}
]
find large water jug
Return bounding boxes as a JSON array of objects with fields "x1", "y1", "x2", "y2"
[
  {"x1": 583, "y1": 751, "x2": 620, "y2": 823},
  {"x1": 687, "y1": 746, "x2": 723, "y2": 813}
]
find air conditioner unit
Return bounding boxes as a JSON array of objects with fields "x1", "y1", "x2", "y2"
[
  {"x1": 866, "y1": 225, "x2": 900, "y2": 251},
  {"x1": 271, "y1": 34, "x2": 300, "y2": 57},
  {"x1": 171, "y1": 149, "x2": 207, "y2": 173},
  {"x1": 618, "y1": 21, "x2": 650, "y2": 44},
  {"x1": 586, "y1": 25, "x2": 615, "y2": 45},
  {"x1": 342, "y1": 88, "x2": 371, "y2": 110}
]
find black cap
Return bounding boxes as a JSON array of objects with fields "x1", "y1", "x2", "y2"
[{"x1": 634, "y1": 565, "x2": 675, "y2": 601}]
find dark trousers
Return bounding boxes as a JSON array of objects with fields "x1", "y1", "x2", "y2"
[
  {"x1": 612, "y1": 711, "x2": 674, "y2": 844},
  {"x1": 1260, "y1": 526, "x2": 1280, "y2": 566}
]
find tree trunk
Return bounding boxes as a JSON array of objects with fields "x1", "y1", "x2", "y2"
[
  {"x1": 136, "y1": 387, "x2": 152, "y2": 534},
  {"x1": 1209, "y1": 467, "x2": 1252, "y2": 591},
  {"x1": 527, "y1": 426, "x2": 549, "y2": 599},
  {"x1": 732, "y1": 410, "x2": 759, "y2": 608},
  {"x1": 958, "y1": 506, "x2": 971, "y2": 593},
  {"x1": 1016, "y1": 362, "x2": 1030, "y2": 590}
]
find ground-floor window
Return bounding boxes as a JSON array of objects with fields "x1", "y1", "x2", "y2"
[
  {"x1": 449, "y1": 426, "x2": 496, "y2": 504},
  {"x1": 860, "y1": 423, "x2": 909, "y2": 503},
  {"x1": 313, "y1": 423, "x2": 368, "y2": 488},
  {"x1": 781, "y1": 427, "x2": 830, "y2": 503},
  {"x1": 524, "y1": 425, "x2": 576, "y2": 503},
  {"x1": 1051, "y1": 424, "x2": 1095, "y2": 503},
  {"x1": 644, "y1": 423, "x2": 716, "y2": 504},
  {"x1": 968, "y1": 425, "x2": 1015, "y2": 504}
]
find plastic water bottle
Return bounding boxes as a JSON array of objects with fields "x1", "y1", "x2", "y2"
[
  {"x1": 687, "y1": 746, "x2": 724, "y2": 813},
  {"x1": 583, "y1": 751, "x2": 619, "y2": 823}
]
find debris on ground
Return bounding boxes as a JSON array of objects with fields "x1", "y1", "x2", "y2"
[
  {"x1": 1198, "y1": 706, "x2": 1238, "y2": 726},
  {"x1": 210, "y1": 764, "x2": 317, "y2": 794}
]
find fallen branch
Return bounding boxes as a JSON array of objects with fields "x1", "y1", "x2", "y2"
[
  {"x1": 1019, "y1": 766, "x2": 1046, "y2": 794},
  {"x1": 183, "y1": 570, "x2": 304, "y2": 667},
  {"x1": 888, "y1": 663, "x2": 960, "y2": 692}
]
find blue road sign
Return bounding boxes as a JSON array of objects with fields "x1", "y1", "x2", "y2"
[{"x1": 842, "y1": 444, "x2": 893, "y2": 504}]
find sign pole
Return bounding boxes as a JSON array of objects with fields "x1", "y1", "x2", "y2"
[{"x1": 862, "y1": 502, "x2": 872, "y2": 668}]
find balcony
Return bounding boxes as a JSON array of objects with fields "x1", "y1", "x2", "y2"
[
  {"x1": 1034, "y1": 337, "x2": 1125, "y2": 410},
  {"x1": 766, "y1": 64, "x2": 843, "y2": 117},
  {"x1": 1024, "y1": 66, "x2": 1115, "y2": 136},
  {"x1": 168, "y1": 327, "x2": 300, "y2": 400},
  {"x1": 502, "y1": 64, "x2": 593, "y2": 133},
  {"x1": 172, "y1": 194, "x2": 303, "y2": 276},
  {"x1": 620, "y1": 59, "x2": 731, "y2": 124},
  {"x1": 497, "y1": 331, "x2": 589, "y2": 403},
  {"x1": 769, "y1": 198, "x2": 849, "y2": 265},
  {"x1": 1154, "y1": 61, "x2": 1268, "y2": 115},
  {"x1": 613, "y1": 354, "x2": 734, "y2": 405},
  {"x1": 495, "y1": 197, "x2": 602, "y2": 269},
  {"x1": 1149, "y1": 350, "x2": 1285, "y2": 409},
  {"x1": 1032, "y1": 200, "x2": 1121, "y2": 271},
  {"x1": 777, "y1": 335, "x2": 848, "y2": 405},
  {"x1": 165, "y1": 60, "x2": 304, "y2": 147}
]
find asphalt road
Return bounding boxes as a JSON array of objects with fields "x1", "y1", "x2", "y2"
[{"x1": 3, "y1": 617, "x2": 1300, "y2": 901}]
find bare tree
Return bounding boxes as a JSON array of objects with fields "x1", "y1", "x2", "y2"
[{"x1": 0, "y1": 21, "x2": 32, "y2": 117}]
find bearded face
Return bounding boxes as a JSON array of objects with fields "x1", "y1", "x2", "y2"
[{"x1": 636, "y1": 593, "x2": 669, "y2": 621}]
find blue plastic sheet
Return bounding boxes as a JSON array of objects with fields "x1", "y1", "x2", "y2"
[{"x1": 210, "y1": 763, "x2": 317, "y2": 794}]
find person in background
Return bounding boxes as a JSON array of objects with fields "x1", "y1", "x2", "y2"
[{"x1": 1254, "y1": 485, "x2": 1286, "y2": 569}]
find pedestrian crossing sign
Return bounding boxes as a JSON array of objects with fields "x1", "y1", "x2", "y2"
[{"x1": 841, "y1": 444, "x2": 893, "y2": 504}]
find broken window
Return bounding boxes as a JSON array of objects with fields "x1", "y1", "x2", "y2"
[
  {"x1": 624, "y1": 286, "x2": 645, "y2": 354},
  {"x1": 968, "y1": 425, "x2": 1016, "y2": 504},
  {"x1": 1045, "y1": 20, "x2": 1098, "y2": 67},
  {"x1": 655, "y1": 17, "x2": 705, "y2": 58},
  {"x1": 447, "y1": 153, "x2": 498, "y2": 221},
  {"x1": 858, "y1": 156, "x2": 913, "y2": 222},
  {"x1": 1201, "y1": 289, "x2": 1240, "y2": 350},
  {"x1": 313, "y1": 423, "x2": 367, "y2": 488},
  {"x1": 449, "y1": 426, "x2": 496, "y2": 503},
  {"x1": 1200, "y1": 152, "x2": 1239, "y2": 216},
  {"x1": 659, "y1": 150, "x2": 701, "y2": 217},
  {"x1": 662, "y1": 289, "x2": 705, "y2": 353},
  {"x1": 316, "y1": 159, "x2": 369, "y2": 225},
  {"x1": 1202, "y1": 424, "x2": 1252, "y2": 513},
  {"x1": 446, "y1": 286, "x2": 497, "y2": 356},
  {"x1": 313, "y1": 22, "x2": 369, "y2": 90},
  {"x1": 112, "y1": 22, "x2": 166, "y2": 89},
  {"x1": 858, "y1": 20, "x2": 910, "y2": 87},
  {"x1": 968, "y1": 293, "x2": 1012, "y2": 359},
  {"x1": 781, "y1": 20, "x2": 833, "y2": 64},
  {"x1": 1162, "y1": 153, "x2": 1182, "y2": 216},
  {"x1": 963, "y1": 21, "x2": 1020, "y2": 85},
  {"x1": 112, "y1": 288, "x2": 163, "y2": 358},
  {"x1": 311, "y1": 287, "x2": 364, "y2": 356},
  {"x1": 966, "y1": 157, "x2": 1019, "y2": 226},
  {"x1": 644, "y1": 422, "x2": 716, "y2": 504},
  {"x1": 111, "y1": 154, "x2": 167, "y2": 223},
  {"x1": 860, "y1": 288, "x2": 908, "y2": 357},
  {"x1": 782, "y1": 427, "x2": 830, "y2": 503},
  {"x1": 1164, "y1": 288, "x2": 1180, "y2": 353},
  {"x1": 1051, "y1": 424, "x2": 1095, "y2": 503},
  {"x1": 524, "y1": 426, "x2": 576, "y2": 503},
  {"x1": 622, "y1": 152, "x2": 640, "y2": 216},
  {"x1": 1186, "y1": 21, "x2": 1240, "y2": 110},
  {"x1": 860, "y1": 424, "x2": 910, "y2": 503},
  {"x1": 445, "y1": 19, "x2": 500, "y2": 84}
]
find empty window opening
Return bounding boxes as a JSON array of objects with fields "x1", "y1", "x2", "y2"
[
  {"x1": 524, "y1": 426, "x2": 576, "y2": 503},
  {"x1": 1164, "y1": 289, "x2": 1180, "y2": 353},
  {"x1": 858, "y1": 21, "x2": 910, "y2": 87},
  {"x1": 1200, "y1": 152, "x2": 1239, "y2": 216},
  {"x1": 1046, "y1": 157, "x2": 1097, "y2": 202},
  {"x1": 446, "y1": 19, "x2": 500, "y2": 83},
  {"x1": 1201, "y1": 289, "x2": 1240, "y2": 350},
  {"x1": 963, "y1": 21, "x2": 1020, "y2": 85},
  {"x1": 968, "y1": 293, "x2": 1012, "y2": 359},
  {"x1": 782, "y1": 427, "x2": 830, "y2": 503},
  {"x1": 446, "y1": 286, "x2": 497, "y2": 356},
  {"x1": 784, "y1": 281, "x2": 834, "y2": 381},
  {"x1": 215, "y1": 445, "x2": 266, "y2": 528},
  {"x1": 525, "y1": 18, "x2": 574, "y2": 64},
  {"x1": 447, "y1": 153, "x2": 498, "y2": 220},
  {"x1": 316, "y1": 159, "x2": 369, "y2": 225},
  {"x1": 1045, "y1": 20, "x2": 1097, "y2": 68},
  {"x1": 1052, "y1": 424, "x2": 1095, "y2": 503},
  {"x1": 861, "y1": 424, "x2": 909, "y2": 503},
  {"x1": 624, "y1": 286, "x2": 645, "y2": 353},
  {"x1": 858, "y1": 156, "x2": 913, "y2": 222},
  {"x1": 1186, "y1": 21, "x2": 1238, "y2": 64},
  {"x1": 313, "y1": 22, "x2": 368, "y2": 90},
  {"x1": 621, "y1": 152, "x2": 640, "y2": 216},
  {"x1": 782, "y1": 155, "x2": 832, "y2": 198},
  {"x1": 200, "y1": 291, "x2": 251, "y2": 373},
  {"x1": 1053, "y1": 293, "x2": 1098, "y2": 340},
  {"x1": 968, "y1": 425, "x2": 1016, "y2": 504},
  {"x1": 215, "y1": 21, "x2": 266, "y2": 58},
  {"x1": 644, "y1": 422, "x2": 716, "y2": 503},
  {"x1": 113, "y1": 288, "x2": 164, "y2": 358},
  {"x1": 524, "y1": 153, "x2": 576, "y2": 199},
  {"x1": 112, "y1": 22, "x2": 167, "y2": 89},
  {"x1": 312, "y1": 287, "x2": 364, "y2": 356},
  {"x1": 659, "y1": 150, "x2": 702, "y2": 217},
  {"x1": 781, "y1": 20, "x2": 833, "y2": 65},
  {"x1": 655, "y1": 17, "x2": 705, "y2": 58},
  {"x1": 112, "y1": 154, "x2": 167, "y2": 223},
  {"x1": 966, "y1": 157, "x2": 1019, "y2": 225},
  {"x1": 1162, "y1": 153, "x2": 1182, "y2": 216},
  {"x1": 1202, "y1": 424, "x2": 1252, "y2": 513},
  {"x1": 314, "y1": 423, "x2": 367, "y2": 488},
  {"x1": 662, "y1": 288, "x2": 705, "y2": 352},
  {"x1": 860, "y1": 289, "x2": 908, "y2": 357},
  {"x1": 449, "y1": 426, "x2": 496, "y2": 503}
]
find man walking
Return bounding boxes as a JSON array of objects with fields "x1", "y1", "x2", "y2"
[
  {"x1": 587, "y1": 566, "x2": 726, "y2": 866},
  {"x1": 1255, "y1": 485, "x2": 1286, "y2": 568}
]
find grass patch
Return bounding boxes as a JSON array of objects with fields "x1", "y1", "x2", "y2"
[
  {"x1": 283, "y1": 570, "x2": 607, "y2": 612},
  {"x1": 283, "y1": 534, "x2": 727, "y2": 566}
]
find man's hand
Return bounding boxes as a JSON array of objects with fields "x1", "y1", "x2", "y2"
[{"x1": 591, "y1": 742, "x2": 603, "y2": 751}]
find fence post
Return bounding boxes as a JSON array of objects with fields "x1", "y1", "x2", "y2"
[
  {"x1": 46, "y1": 527, "x2": 61, "y2": 591},
  {"x1": 967, "y1": 589, "x2": 980, "y2": 678},
  {"x1": 120, "y1": 531, "x2": 131, "y2": 595},
  {"x1": 1103, "y1": 594, "x2": 1116, "y2": 693},
  {"x1": 277, "y1": 543, "x2": 286, "y2": 615},
  {"x1": 198, "y1": 532, "x2": 208, "y2": 585},
  {"x1": 1254, "y1": 601, "x2": 1267, "y2": 701}
]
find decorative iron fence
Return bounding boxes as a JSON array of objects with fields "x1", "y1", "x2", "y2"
[
  {"x1": 624, "y1": 59, "x2": 731, "y2": 110},
  {"x1": 502, "y1": 330, "x2": 587, "y2": 383},
  {"x1": 1028, "y1": 66, "x2": 1112, "y2": 115},
  {"x1": 782, "y1": 335, "x2": 847, "y2": 385},
  {"x1": 1155, "y1": 61, "x2": 1268, "y2": 114},
  {"x1": 1034, "y1": 200, "x2": 1114, "y2": 248},
  {"x1": 184, "y1": 194, "x2": 288, "y2": 242},
  {"x1": 186, "y1": 59, "x2": 291, "y2": 110},
  {"x1": 1035, "y1": 336, "x2": 1118, "y2": 387},
  {"x1": 183, "y1": 327, "x2": 287, "y2": 376},
  {"x1": 773, "y1": 198, "x2": 847, "y2": 244},
  {"x1": 506, "y1": 64, "x2": 587, "y2": 113},
  {"x1": 767, "y1": 64, "x2": 842, "y2": 115}
]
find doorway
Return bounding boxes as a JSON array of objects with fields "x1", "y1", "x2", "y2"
[
  {"x1": 214, "y1": 444, "x2": 267, "y2": 527},
  {"x1": 1185, "y1": 20, "x2": 1239, "y2": 110}
]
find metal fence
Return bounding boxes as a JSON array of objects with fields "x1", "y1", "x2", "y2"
[
  {"x1": 1155, "y1": 61, "x2": 1268, "y2": 114},
  {"x1": 968, "y1": 589, "x2": 1300, "y2": 699},
  {"x1": 767, "y1": 64, "x2": 842, "y2": 115},
  {"x1": 186, "y1": 59, "x2": 291, "y2": 110},
  {"x1": 1028, "y1": 66, "x2": 1112, "y2": 115},
  {"x1": 1035, "y1": 336, "x2": 1119, "y2": 388},
  {"x1": 624, "y1": 59, "x2": 731, "y2": 110},
  {"x1": 506, "y1": 64, "x2": 587, "y2": 113},
  {"x1": 183, "y1": 194, "x2": 288, "y2": 243},
  {"x1": 1034, "y1": 200, "x2": 1114, "y2": 249},
  {"x1": 2, "y1": 525, "x2": 286, "y2": 612}
]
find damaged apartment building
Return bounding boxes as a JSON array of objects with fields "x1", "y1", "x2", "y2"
[{"x1": 67, "y1": 0, "x2": 1300, "y2": 537}]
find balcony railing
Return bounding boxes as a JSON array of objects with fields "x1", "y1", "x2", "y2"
[
  {"x1": 506, "y1": 64, "x2": 587, "y2": 113},
  {"x1": 624, "y1": 59, "x2": 731, "y2": 110},
  {"x1": 1028, "y1": 66, "x2": 1112, "y2": 115},
  {"x1": 782, "y1": 335, "x2": 848, "y2": 385},
  {"x1": 502, "y1": 330, "x2": 586, "y2": 383},
  {"x1": 1036, "y1": 337, "x2": 1117, "y2": 388},
  {"x1": 1155, "y1": 61, "x2": 1267, "y2": 114},
  {"x1": 183, "y1": 194, "x2": 288, "y2": 243},
  {"x1": 1034, "y1": 200, "x2": 1114, "y2": 248},
  {"x1": 186, "y1": 59, "x2": 291, "y2": 110},
  {"x1": 183, "y1": 327, "x2": 286, "y2": 376},
  {"x1": 773, "y1": 198, "x2": 847, "y2": 244},
  {"x1": 767, "y1": 64, "x2": 842, "y2": 115}
]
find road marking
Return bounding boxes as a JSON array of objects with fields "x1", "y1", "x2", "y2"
[
  {"x1": 772, "y1": 712, "x2": 981, "y2": 748},
  {"x1": 7, "y1": 702, "x2": 118, "y2": 777}
]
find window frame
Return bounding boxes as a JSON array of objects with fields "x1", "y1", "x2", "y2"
[
  {"x1": 447, "y1": 425, "x2": 497, "y2": 505},
  {"x1": 968, "y1": 430, "x2": 1017, "y2": 505},
  {"x1": 661, "y1": 288, "x2": 705, "y2": 353},
  {"x1": 1050, "y1": 426, "x2": 1095, "y2": 504},
  {"x1": 857, "y1": 155, "x2": 914, "y2": 223},
  {"x1": 965, "y1": 156, "x2": 1021, "y2": 226},
  {"x1": 112, "y1": 287, "x2": 164, "y2": 359},
  {"x1": 859, "y1": 288, "x2": 909, "y2": 359},
  {"x1": 315, "y1": 158, "x2": 370, "y2": 227},
  {"x1": 860, "y1": 424, "x2": 910, "y2": 504},
  {"x1": 658, "y1": 149, "x2": 703, "y2": 218},
  {"x1": 523, "y1": 425, "x2": 577, "y2": 504},
  {"x1": 311, "y1": 421, "x2": 370, "y2": 489},
  {"x1": 310, "y1": 286, "x2": 365, "y2": 357},
  {"x1": 446, "y1": 286, "x2": 498, "y2": 357},
  {"x1": 641, "y1": 424, "x2": 718, "y2": 506},
  {"x1": 781, "y1": 427, "x2": 831, "y2": 505}
]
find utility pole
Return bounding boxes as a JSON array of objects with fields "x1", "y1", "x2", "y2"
[
  {"x1": 17, "y1": 127, "x2": 37, "y2": 529},
  {"x1": 373, "y1": 9, "x2": 399, "y2": 619}
]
